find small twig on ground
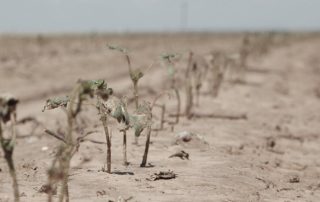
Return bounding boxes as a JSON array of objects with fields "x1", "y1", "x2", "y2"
[{"x1": 169, "y1": 112, "x2": 247, "y2": 120}]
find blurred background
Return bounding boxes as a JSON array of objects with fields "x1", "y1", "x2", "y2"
[{"x1": 0, "y1": 0, "x2": 319, "y2": 34}]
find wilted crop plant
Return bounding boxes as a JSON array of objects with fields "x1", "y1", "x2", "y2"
[
  {"x1": 209, "y1": 51, "x2": 228, "y2": 98},
  {"x1": 184, "y1": 52, "x2": 195, "y2": 118},
  {"x1": 101, "y1": 96, "x2": 130, "y2": 166},
  {"x1": 43, "y1": 92, "x2": 81, "y2": 201},
  {"x1": 161, "y1": 53, "x2": 181, "y2": 124},
  {"x1": 151, "y1": 92, "x2": 168, "y2": 131},
  {"x1": 82, "y1": 79, "x2": 113, "y2": 173},
  {"x1": 43, "y1": 79, "x2": 113, "y2": 201},
  {"x1": 187, "y1": 53, "x2": 209, "y2": 107},
  {"x1": 129, "y1": 101, "x2": 153, "y2": 167},
  {"x1": 0, "y1": 94, "x2": 20, "y2": 202},
  {"x1": 101, "y1": 95, "x2": 154, "y2": 167},
  {"x1": 107, "y1": 45, "x2": 154, "y2": 144},
  {"x1": 107, "y1": 45, "x2": 145, "y2": 109},
  {"x1": 236, "y1": 35, "x2": 251, "y2": 83}
]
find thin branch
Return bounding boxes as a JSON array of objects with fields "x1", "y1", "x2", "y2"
[
  {"x1": 44, "y1": 129, "x2": 66, "y2": 144},
  {"x1": 79, "y1": 138, "x2": 106, "y2": 145}
]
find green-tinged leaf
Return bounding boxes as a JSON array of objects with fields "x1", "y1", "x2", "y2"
[
  {"x1": 107, "y1": 44, "x2": 128, "y2": 54},
  {"x1": 102, "y1": 97, "x2": 130, "y2": 125},
  {"x1": 129, "y1": 114, "x2": 149, "y2": 137},
  {"x1": 81, "y1": 79, "x2": 105, "y2": 91},
  {"x1": 130, "y1": 69, "x2": 144, "y2": 82},
  {"x1": 43, "y1": 96, "x2": 69, "y2": 111},
  {"x1": 161, "y1": 53, "x2": 178, "y2": 60},
  {"x1": 79, "y1": 79, "x2": 113, "y2": 100},
  {"x1": 129, "y1": 101, "x2": 152, "y2": 137}
]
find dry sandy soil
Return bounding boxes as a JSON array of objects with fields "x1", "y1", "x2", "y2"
[{"x1": 1, "y1": 33, "x2": 320, "y2": 202}]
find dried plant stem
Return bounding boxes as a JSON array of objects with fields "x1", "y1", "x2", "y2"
[
  {"x1": 44, "y1": 129, "x2": 66, "y2": 143},
  {"x1": 185, "y1": 52, "x2": 194, "y2": 119},
  {"x1": 159, "y1": 104, "x2": 165, "y2": 130},
  {"x1": 185, "y1": 84, "x2": 193, "y2": 119},
  {"x1": 58, "y1": 148, "x2": 71, "y2": 202},
  {"x1": 47, "y1": 157, "x2": 58, "y2": 202},
  {"x1": 212, "y1": 70, "x2": 224, "y2": 98},
  {"x1": 124, "y1": 53, "x2": 140, "y2": 109},
  {"x1": 140, "y1": 125, "x2": 152, "y2": 167},
  {"x1": 10, "y1": 113, "x2": 17, "y2": 147},
  {"x1": 125, "y1": 54, "x2": 132, "y2": 73},
  {"x1": 98, "y1": 100, "x2": 111, "y2": 173},
  {"x1": 174, "y1": 88, "x2": 181, "y2": 124},
  {"x1": 151, "y1": 92, "x2": 168, "y2": 131},
  {"x1": 133, "y1": 82, "x2": 139, "y2": 109},
  {"x1": 165, "y1": 56, "x2": 180, "y2": 124},
  {"x1": 0, "y1": 120, "x2": 20, "y2": 202},
  {"x1": 237, "y1": 37, "x2": 250, "y2": 83},
  {"x1": 58, "y1": 85, "x2": 81, "y2": 202},
  {"x1": 122, "y1": 129, "x2": 128, "y2": 166},
  {"x1": 195, "y1": 85, "x2": 200, "y2": 106}
]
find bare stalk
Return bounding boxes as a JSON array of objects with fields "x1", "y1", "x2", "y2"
[
  {"x1": 236, "y1": 36, "x2": 250, "y2": 83},
  {"x1": 168, "y1": 59, "x2": 180, "y2": 124},
  {"x1": 140, "y1": 125, "x2": 152, "y2": 167},
  {"x1": 58, "y1": 85, "x2": 81, "y2": 202},
  {"x1": 0, "y1": 120, "x2": 20, "y2": 202},
  {"x1": 159, "y1": 104, "x2": 165, "y2": 130},
  {"x1": 195, "y1": 73, "x2": 202, "y2": 106},
  {"x1": 212, "y1": 69, "x2": 224, "y2": 98},
  {"x1": 124, "y1": 52, "x2": 140, "y2": 109},
  {"x1": 173, "y1": 88, "x2": 181, "y2": 124},
  {"x1": 98, "y1": 100, "x2": 111, "y2": 173},
  {"x1": 161, "y1": 54, "x2": 182, "y2": 124},
  {"x1": 151, "y1": 92, "x2": 168, "y2": 130},
  {"x1": 133, "y1": 82, "x2": 139, "y2": 109},
  {"x1": 47, "y1": 157, "x2": 59, "y2": 202},
  {"x1": 121, "y1": 129, "x2": 128, "y2": 166},
  {"x1": 185, "y1": 52, "x2": 194, "y2": 119},
  {"x1": 210, "y1": 52, "x2": 226, "y2": 97}
]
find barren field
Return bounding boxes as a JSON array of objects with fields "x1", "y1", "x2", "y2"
[{"x1": 1, "y1": 33, "x2": 320, "y2": 202}]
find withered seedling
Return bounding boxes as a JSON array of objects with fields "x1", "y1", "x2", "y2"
[
  {"x1": 0, "y1": 94, "x2": 20, "y2": 202},
  {"x1": 81, "y1": 79, "x2": 113, "y2": 173},
  {"x1": 107, "y1": 45, "x2": 155, "y2": 144},
  {"x1": 101, "y1": 96, "x2": 130, "y2": 166},
  {"x1": 150, "y1": 92, "x2": 170, "y2": 131},
  {"x1": 102, "y1": 96, "x2": 157, "y2": 167},
  {"x1": 107, "y1": 45, "x2": 151, "y2": 110},
  {"x1": 43, "y1": 79, "x2": 113, "y2": 201},
  {"x1": 210, "y1": 51, "x2": 228, "y2": 98},
  {"x1": 43, "y1": 94, "x2": 77, "y2": 202},
  {"x1": 235, "y1": 35, "x2": 251, "y2": 83},
  {"x1": 188, "y1": 52, "x2": 210, "y2": 107},
  {"x1": 129, "y1": 101, "x2": 153, "y2": 167},
  {"x1": 184, "y1": 52, "x2": 195, "y2": 119},
  {"x1": 161, "y1": 53, "x2": 181, "y2": 124}
]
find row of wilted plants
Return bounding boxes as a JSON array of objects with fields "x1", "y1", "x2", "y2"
[{"x1": 0, "y1": 33, "x2": 277, "y2": 202}]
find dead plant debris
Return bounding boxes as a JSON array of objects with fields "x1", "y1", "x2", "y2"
[
  {"x1": 147, "y1": 170, "x2": 177, "y2": 181},
  {"x1": 169, "y1": 150, "x2": 189, "y2": 160}
]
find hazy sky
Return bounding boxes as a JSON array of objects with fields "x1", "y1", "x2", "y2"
[{"x1": 0, "y1": 0, "x2": 319, "y2": 33}]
